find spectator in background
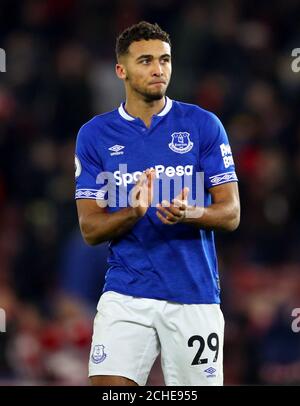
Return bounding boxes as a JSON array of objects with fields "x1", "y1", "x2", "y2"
[{"x1": 58, "y1": 230, "x2": 109, "y2": 308}]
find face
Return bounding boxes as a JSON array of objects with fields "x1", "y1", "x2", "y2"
[{"x1": 116, "y1": 39, "x2": 172, "y2": 101}]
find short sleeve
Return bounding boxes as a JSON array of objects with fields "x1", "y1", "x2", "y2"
[
  {"x1": 200, "y1": 112, "x2": 238, "y2": 189},
  {"x1": 75, "y1": 123, "x2": 105, "y2": 200}
]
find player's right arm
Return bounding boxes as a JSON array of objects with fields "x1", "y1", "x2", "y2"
[
  {"x1": 76, "y1": 169, "x2": 155, "y2": 245},
  {"x1": 77, "y1": 201, "x2": 137, "y2": 245},
  {"x1": 75, "y1": 121, "x2": 155, "y2": 245}
]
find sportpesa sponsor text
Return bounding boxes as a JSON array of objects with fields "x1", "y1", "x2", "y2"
[{"x1": 113, "y1": 164, "x2": 193, "y2": 186}]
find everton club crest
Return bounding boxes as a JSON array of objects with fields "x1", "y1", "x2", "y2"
[
  {"x1": 91, "y1": 344, "x2": 107, "y2": 364},
  {"x1": 168, "y1": 132, "x2": 193, "y2": 154}
]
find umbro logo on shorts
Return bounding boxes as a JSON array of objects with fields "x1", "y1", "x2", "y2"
[{"x1": 204, "y1": 367, "x2": 216, "y2": 378}]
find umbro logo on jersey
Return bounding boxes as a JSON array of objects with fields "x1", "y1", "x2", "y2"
[{"x1": 109, "y1": 145, "x2": 125, "y2": 156}]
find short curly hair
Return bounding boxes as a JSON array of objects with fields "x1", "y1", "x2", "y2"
[{"x1": 116, "y1": 21, "x2": 171, "y2": 59}]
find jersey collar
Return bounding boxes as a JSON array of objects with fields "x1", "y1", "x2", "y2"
[{"x1": 118, "y1": 97, "x2": 173, "y2": 121}]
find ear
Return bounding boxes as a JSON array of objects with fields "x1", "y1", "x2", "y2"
[{"x1": 115, "y1": 63, "x2": 127, "y2": 80}]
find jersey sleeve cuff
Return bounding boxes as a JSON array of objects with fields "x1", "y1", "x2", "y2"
[
  {"x1": 208, "y1": 171, "x2": 238, "y2": 187},
  {"x1": 75, "y1": 188, "x2": 105, "y2": 199}
]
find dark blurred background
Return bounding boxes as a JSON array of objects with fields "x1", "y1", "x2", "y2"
[{"x1": 1, "y1": 0, "x2": 300, "y2": 385}]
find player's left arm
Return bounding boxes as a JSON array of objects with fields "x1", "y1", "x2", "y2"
[
  {"x1": 156, "y1": 182, "x2": 240, "y2": 231},
  {"x1": 183, "y1": 182, "x2": 240, "y2": 231}
]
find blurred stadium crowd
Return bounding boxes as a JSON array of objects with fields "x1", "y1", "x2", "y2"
[{"x1": 1, "y1": 0, "x2": 300, "y2": 385}]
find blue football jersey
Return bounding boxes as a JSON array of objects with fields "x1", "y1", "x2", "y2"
[{"x1": 75, "y1": 97, "x2": 238, "y2": 304}]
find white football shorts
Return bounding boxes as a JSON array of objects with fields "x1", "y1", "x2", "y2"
[{"x1": 89, "y1": 291, "x2": 224, "y2": 386}]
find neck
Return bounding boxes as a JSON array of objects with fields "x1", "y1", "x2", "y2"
[{"x1": 125, "y1": 92, "x2": 166, "y2": 128}]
